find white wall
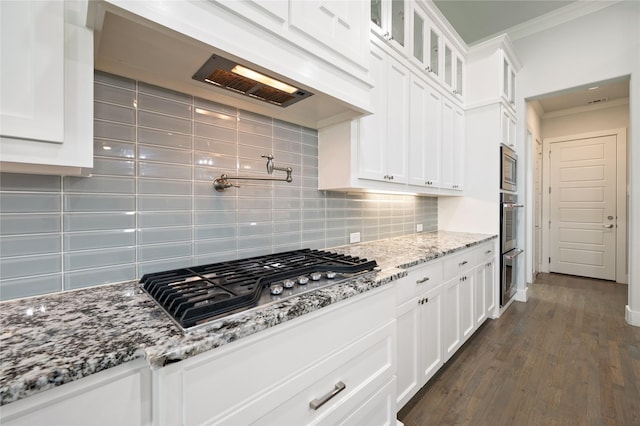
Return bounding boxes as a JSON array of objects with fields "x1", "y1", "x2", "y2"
[
  {"x1": 542, "y1": 102, "x2": 629, "y2": 139},
  {"x1": 513, "y1": 0, "x2": 640, "y2": 326},
  {"x1": 525, "y1": 103, "x2": 543, "y2": 285}
]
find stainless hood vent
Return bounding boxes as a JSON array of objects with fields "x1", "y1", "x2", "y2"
[{"x1": 193, "y1": 55, "x2": 313, "y2": 108}]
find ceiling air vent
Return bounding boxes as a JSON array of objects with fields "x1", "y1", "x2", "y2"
[
  {"x1": 588, "y1": 98, "x2": 608, "y2": 104},
  {"x1": 193, "y1": 55, "x2": 313, "y2": 108}
]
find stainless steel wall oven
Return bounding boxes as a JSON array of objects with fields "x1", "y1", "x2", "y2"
[
  {"x1": 500, "y1": 144, "x2": 517, "y2": 192},
  {"x1": 500, "y1": 193, "x2": 523, "y2": 306}
]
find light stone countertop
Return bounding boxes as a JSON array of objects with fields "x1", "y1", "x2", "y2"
[{"x1": 0, "y1": 230, "x2": 496, "y2": 406}]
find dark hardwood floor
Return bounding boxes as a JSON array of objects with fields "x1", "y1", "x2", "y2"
[{"x1": 398, "y1": 273, "x2": 640, "y2": 426}]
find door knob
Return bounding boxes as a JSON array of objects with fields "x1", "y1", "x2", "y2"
[{"x1": 603, "y1": 224, "x2": 614, "y2": 229}]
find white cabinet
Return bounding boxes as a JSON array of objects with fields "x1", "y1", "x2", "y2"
[
  {"x1": 0, "y1": 360, "x2": 151, "y2": 426},
  {"x1": 410, "y1": 5, "x2": 442, "y2": 83},
  {"x1": 396, "y1": 261, "x2": 443, "y2": 409},
  {"x1": 501, "y1": 105, "x2": 517, "y2": 149},
  {"x1": 440, "y1": 99, "x2": 465, "y2": 191},
  {"x1": 0, "y1": 0, "x2": 93, "y2": 176},
  {"x1": 156, "y1": 285, "x2": 396, "y2": 426},
  {"x1": 408, "y1": 74, "x2": 441, "y2": 188},
  {"x1": 371, "y1": 0, "x2": 408, "y2": 54},
  {"x1": 501, "y1": 53, "x2": 517, "y2": 109},
  {"x1": 358, "y1": 43, "x2": 409, "y2": 184},
  {"x1": 1, "y1": 1, "x2": 64, "y2": 143},
  {"x1": 442, "y1": 248, "x2": 476, "y2": 361},
  {"x1": 442, "y1": 42, "x2": 464, "y2": 99}
]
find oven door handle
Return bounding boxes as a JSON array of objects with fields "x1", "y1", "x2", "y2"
[
  {"x1": 503, "y1": 248, "x2": 524, "y2": 260},
  {"x1": 503, "y1": 203, "x2": 525, "y2": 209}
]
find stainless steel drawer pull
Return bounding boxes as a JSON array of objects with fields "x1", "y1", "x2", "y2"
[
  {"x1": 459, "y1": 260, "x2": 468, "y2": 266},
  {"x1": 310, "y1": 381, "x2": 346, "y2": 410},
  {"x1": 416, "y1": 276, "x2": 430, "y2": 284},
  {"x1": 485, "y1": 250, "x2": 492, "y2": 254}
]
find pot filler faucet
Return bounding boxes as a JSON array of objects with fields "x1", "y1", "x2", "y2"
[{"x1": 213, "y1": 154, "x2": 293, "y2": 192}]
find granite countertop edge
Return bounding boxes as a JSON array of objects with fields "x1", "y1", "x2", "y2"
[{"x1": 0, "y1": 231, "x2": 496, "y2": 406}]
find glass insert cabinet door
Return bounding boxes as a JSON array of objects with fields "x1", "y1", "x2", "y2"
[
  {"x1": 456, "y1": 57, "x2": 463, "y2": 95},
  {"x1": 391, "y1": 0, "x2": 405, "y2": 46},
  {"x1": 370, "y1": 0, "x2": 405, "y2": 47},
  {"x1": 429, "y1": 29, "x2": 439, "y2": 75},
  {"x1": 371, "y1": 0, "x2": 382, "y2": 27},
  {"x1": 413, "y1": 10, "x2": 424, "y2": 62},
  {"x1": 444, "y1": 44, "x2": 452, "y2": 86}
]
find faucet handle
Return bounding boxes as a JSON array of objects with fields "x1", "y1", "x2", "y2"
[{"x1": 262, "y1": 154, "x2": 274, "y2": 174}]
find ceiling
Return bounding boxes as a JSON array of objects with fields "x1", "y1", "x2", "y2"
[
  {"x1": 432, "y1": 0, "x2": 576, "y2": 46},
  {"x1": 433, "y1": 0, "x2": 630, "y2": 114}
]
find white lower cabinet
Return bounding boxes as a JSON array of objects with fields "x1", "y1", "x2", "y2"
[
  {"x1": 0, "y1": 360, "x2": 152, "y2": 426},
  {"x1": 396, "y1": 261, "x2": 443, "y2": 409},
  {"x1": 155, "y1": 285, "x2": 396, "y2": 426},
  {"x1": 397, "y1": 243, "x2": 498, "y2": 411}
]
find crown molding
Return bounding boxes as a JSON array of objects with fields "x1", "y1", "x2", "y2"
[{"x1": 506, "y1": 0, "x2": 623, "y2": 42}]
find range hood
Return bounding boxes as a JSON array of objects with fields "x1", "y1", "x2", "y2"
[
  {"x1": 88, "y1": 3, "x2": 371, "y2": 129},
  {"x1": 192, "y1": 54, "x2": 313, "y2": 108}
]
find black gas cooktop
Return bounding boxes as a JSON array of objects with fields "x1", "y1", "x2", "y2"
[{"x1": 140, "y1": 249, "x2": 378, "y2": 331}]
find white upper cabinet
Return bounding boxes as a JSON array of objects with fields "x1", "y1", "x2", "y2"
[
  {"x1": 289, "y1": 0, "x2": 369, "y2": 71},
  {"x1": 408, "y1": 74, "x2": 441, "y2": 188},
  {"x1": 465, "y1": 35, "x2": 521, "y2": 110},
  {"x1": 1, "y1": 1, "x2": 64, "y2": 143},
  {"x1": 371, "y1": 0, "x2": 409, "y2": 54},
  {"x1": 358, "y1": 44, "x2": 409, "y2": 184},
  {"x1": 443, "y1": 42, "x2": 464, "y2": 99},
  {"x1": 440, "y1": 99, "x2": 465, "y2": 191},
  {"x1": 0, "y1": 0, "x2": 94, "y2": 176},
  {"x1": 501, "y1": 53, "x2": 517, "y2": 109}
]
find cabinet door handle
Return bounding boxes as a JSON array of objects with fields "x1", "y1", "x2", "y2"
[
  {"x1": 485, "y1": 250, "x2": 492, "y2": 255},
  {"x1": 310, "y1": 381, "x2": 346, "y2": 410},
  {"x1": 424, "y1": 297, "x2": 429, "y2": 304},
  {"x1": 459, "y1": 260, "x2": 468, "y2": 266},
  {"x1": 416, "y1": 276, "x2": 430, "y2": 284}
]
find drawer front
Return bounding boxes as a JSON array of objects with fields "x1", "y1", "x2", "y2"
[
  {"x1": 319, "y1": 377, "x2": 396, "y2": 426},
  {"x1": 475, "y1": 241, "x2": 496, "y2": 264},
  {"x1": 396, "y1": 261, "x2": 443, "y2": 305},
  {"x1": 161, "y1": 286, "x2": 395, "y2": 426},
  {"x1": 225, "y1": 321, "x2": 396, "y2": 425},
  {"x1": 443, "y1": 248, "x2": 476, "y2": 280}
]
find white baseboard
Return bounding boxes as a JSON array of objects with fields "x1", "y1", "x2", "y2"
[
  {"x1": 514, "y1": 286, "x2": 528, "y2": 302},
  {"x1": 625, "y1": 305, "x2": 640, "y2": 327}
]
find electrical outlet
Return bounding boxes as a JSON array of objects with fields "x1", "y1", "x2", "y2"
[
  {"x1": 349, "y1": 232, "x2": 361, "y2": 244},
  {"x1": 416, "y1": 224, "x2": 423, "y2": 232}
]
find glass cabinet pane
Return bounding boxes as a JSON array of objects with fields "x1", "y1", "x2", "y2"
[
  {"x1": 413, "y1": 11, "x2": 424, "y2": 62},
  {"x1": 391, "y1": 0, "x2": 405, "y2": 46},
  {"x1": 429, "y1": 29, "x2": 439, "y2": 75},
  {"x1": 444, "y1": 45, "x2": 452, "y2": 86},
  {"x1": 510, "y1": 69, "x2": 516, "y2": 103},
  {"x1": 371, "y1": 0, "x2": 382, "y2": 28},
  {"x1": 503, "y1": 58, "x2": 509, "y2": 97},
  {"x1": 456, "y1": 57, "x2": 463, "y2": 95}
]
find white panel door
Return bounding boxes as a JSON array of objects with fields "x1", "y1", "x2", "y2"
[
  {"x1": 549, "y1": 135, "x2": 617, "y2": 280},
  {"x1": 419, "y1": 285, "x2": 443, "y2": 385},
  {"x1": 396, "y1": 298, "x2": 420, "y2": 408}
]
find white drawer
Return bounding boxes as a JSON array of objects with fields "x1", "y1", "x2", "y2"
[
  {"x1": 396, "y1": 261, "x2": 443, "y2": 305},
  {"x1": 475, "y1": 241, "x2": 496, "y2": 264},
  {"x1": 227, "y1": 321, "x2": 396, "y2": 426},
  {"x1": 158, "y1": 285, "x2": 395, "y2": 426},
  {"x1": 443, "y1": 248, "x2": 476, "y2": 280}
]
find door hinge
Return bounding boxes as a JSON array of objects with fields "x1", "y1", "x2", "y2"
[
  {"x1": 548, "y1": 150, "x2": 551, "y2": 159},
  {"x1": 549, "y1": 257, "x2": 551, "y2": 263},
  {"x1": 548, "y1": 187, "x2": 551, "y2": 194},
  {"x1": 548, "y1": 220, "x2": 551, "y2": 229}
]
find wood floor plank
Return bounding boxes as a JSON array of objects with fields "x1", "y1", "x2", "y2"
[{"x1": 398, "y1": 273, "x2": 640, "y2": 426}]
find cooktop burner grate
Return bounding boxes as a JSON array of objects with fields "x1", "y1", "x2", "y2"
[{"x1": 140, "y1": 249, "x2": 377, "y2": 330}]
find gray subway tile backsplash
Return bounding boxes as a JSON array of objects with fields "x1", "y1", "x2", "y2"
[{"x1": 0, "y1": 71, "x2": 437, "y2": 301}]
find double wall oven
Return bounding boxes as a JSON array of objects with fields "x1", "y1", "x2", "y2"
[{"x1": 500, "y1": 145, "x2": 523, "y2": 307}]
